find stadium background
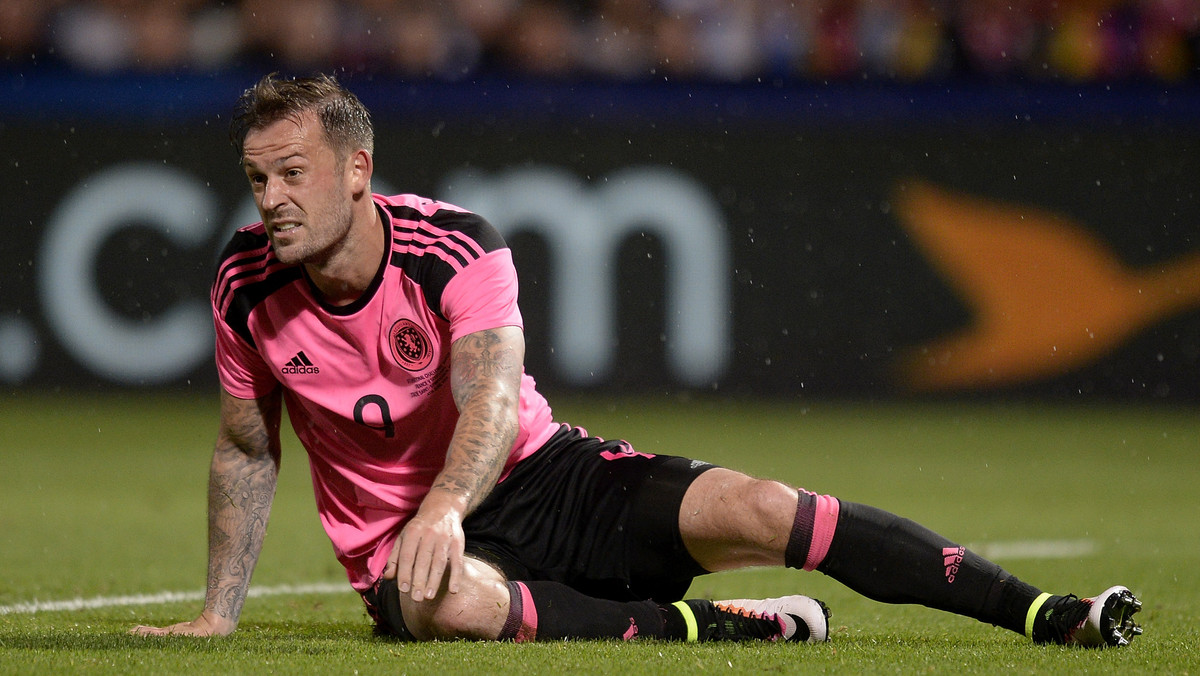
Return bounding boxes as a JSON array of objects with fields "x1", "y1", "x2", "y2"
[{"x1": 2, "y1": 0, "x2": 1200, "y2": 402}]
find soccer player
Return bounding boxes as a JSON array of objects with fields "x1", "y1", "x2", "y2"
[{"x1": 132, "y1": 73, "x2": 1141, "y2": 647}]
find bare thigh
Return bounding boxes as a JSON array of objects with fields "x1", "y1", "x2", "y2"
[{"x1": 678, "y1": 467, "x2": 798, "y2": 572}]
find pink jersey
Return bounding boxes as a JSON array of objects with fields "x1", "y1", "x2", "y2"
[{"x1": 211, "y1": 193, "x2": 559, "y2": 591}]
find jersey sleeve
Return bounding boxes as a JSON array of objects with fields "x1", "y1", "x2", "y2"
[
  {"x1": 213, "y1": 302, "x2": 279, "y2": 399},
  {"x1": 440, "y1": 248, "x2": 523, "y2": 341}
]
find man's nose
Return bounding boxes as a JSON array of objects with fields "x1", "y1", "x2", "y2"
[{"x1": 261, "y1": 177, "x2": 287, "y2": 211}]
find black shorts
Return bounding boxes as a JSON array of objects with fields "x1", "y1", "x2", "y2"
[{"x1": 363, "y1": 424, "x2": 716, "y2": 638}]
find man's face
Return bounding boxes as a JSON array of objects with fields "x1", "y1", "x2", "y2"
[{"x1": 241, "y1": 110, "x2": 355, "y2": 266}]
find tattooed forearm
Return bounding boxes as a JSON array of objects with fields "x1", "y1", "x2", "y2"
[
  {"x1": 204, "y1": 390, "x2": 281, "y2": 625},
  {"x1": 436, "y1": 327, "x2": 523, "y2": 512}
]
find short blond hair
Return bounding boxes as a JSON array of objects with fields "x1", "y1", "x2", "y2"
[{"x1": 230, "y1": 73, "x2": 374, "y2": 162}]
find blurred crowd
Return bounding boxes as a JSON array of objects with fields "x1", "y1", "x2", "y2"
[{"x1": 2, "y1": 0, "x2": 1199, "y2": 82}]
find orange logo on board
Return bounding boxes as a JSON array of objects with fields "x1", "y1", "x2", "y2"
[{"x1": 891, "y1": 179, "x2": 1200, "y2": 391}]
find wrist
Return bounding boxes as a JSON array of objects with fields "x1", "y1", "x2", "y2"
[{"x1": 421, "y1": 486, "x2": 470, "y2": 518}]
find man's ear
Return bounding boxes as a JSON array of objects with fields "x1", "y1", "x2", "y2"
[{"x1": 347, "y1": 148, "x2": 373, "y2": 196}]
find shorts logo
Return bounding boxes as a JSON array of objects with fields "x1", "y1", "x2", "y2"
[
  {"x1": 389, "y1": 318, "x2": 433, "y2": 372},
  {"x1": 599, "y1": 441, "x2": 655, "y2": 461}
]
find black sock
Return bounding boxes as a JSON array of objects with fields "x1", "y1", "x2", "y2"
[
  {"x1": 1028, "y1": 593, "x2": 1077, "y2": 643},
  {"x1": 498, "y1": 581, "x2": 673, "y2": 641},
  {"x1": 816, "y1": 501, "x2": 1043, "y2": 635}
]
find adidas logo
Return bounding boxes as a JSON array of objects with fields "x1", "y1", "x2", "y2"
[
  {"x1": 942, "y1": 546, "x2": 964, "y2": 583},
  {"x1": 281, "y1": 351, "x2": 320, "y2": 375}
]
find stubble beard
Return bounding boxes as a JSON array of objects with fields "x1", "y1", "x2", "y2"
[{"x1": 270, "y1": 198, "x2": 355, "y2": 268}]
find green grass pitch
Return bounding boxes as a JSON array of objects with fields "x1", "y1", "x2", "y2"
[{"x1": 1, "y1": 392, "x2": 1196, "y2": 674}]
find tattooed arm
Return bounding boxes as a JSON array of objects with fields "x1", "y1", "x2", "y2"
[
  {"x1": 132, "y1": 387, "x2": 282, "y2": 636},
  {"x1": 384, "y1": 326, "x2": 523, "y2": 602}
]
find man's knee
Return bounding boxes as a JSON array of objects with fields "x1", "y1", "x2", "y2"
[
  {"x1": 400, "y1": 559, "x2": 511, "y2": 641},
  {"x1": 743, "y1": 477, "x2": 801, "y2": 521},
  {"x1": 680, "y1": 469, "x2": 799, "y2": 569},
  {"x1": 684, "y1": 469, "x2": 796, "y2": 524}
]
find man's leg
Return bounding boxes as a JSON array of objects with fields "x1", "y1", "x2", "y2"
[
  {"x1": 399, "y1": 557, "x2": 673, "y2": 642},
  {"x1": 386, "y1": 557, "x2": 669, "y2": 641},
  {"x1": 368, "y1": 557, "x2": 510, "y2": 640},
  {"x1": 423, "y1": 428, "x2": 830, "y2": 644},
  {"x1": 381, "y1": 555, "x2": 819, "y2": 643},
  {"x1": 677, "y1": 468, "x2": 1141, "y2": 647}
]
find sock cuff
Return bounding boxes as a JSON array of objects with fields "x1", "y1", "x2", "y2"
[
  {"x1": 671, "y1": 601, "x2": 699, "y2": 642},
  {"x1": 808, "y1": 493, "x2": 840, "y2": 570},
  {"x1": 786, "y1": 490, "x2": 841, "y2": 571},
  {"x1": 785, "y1": 491, "x2": 816, "y2": 569},
  {"x1": 1024, "y1": 592, "x2": 1053, "y2": 639},
  {"x1": 500, "y1": 581, "x2": 539, "y2": 643}
]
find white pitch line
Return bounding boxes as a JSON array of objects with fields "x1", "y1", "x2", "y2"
[
  {"x1": 967, "y1": 538, "x2": 1097, "y2": 561},
  {"x1": 0, "y1": 581, "x2": 348, "y2": 616}
]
